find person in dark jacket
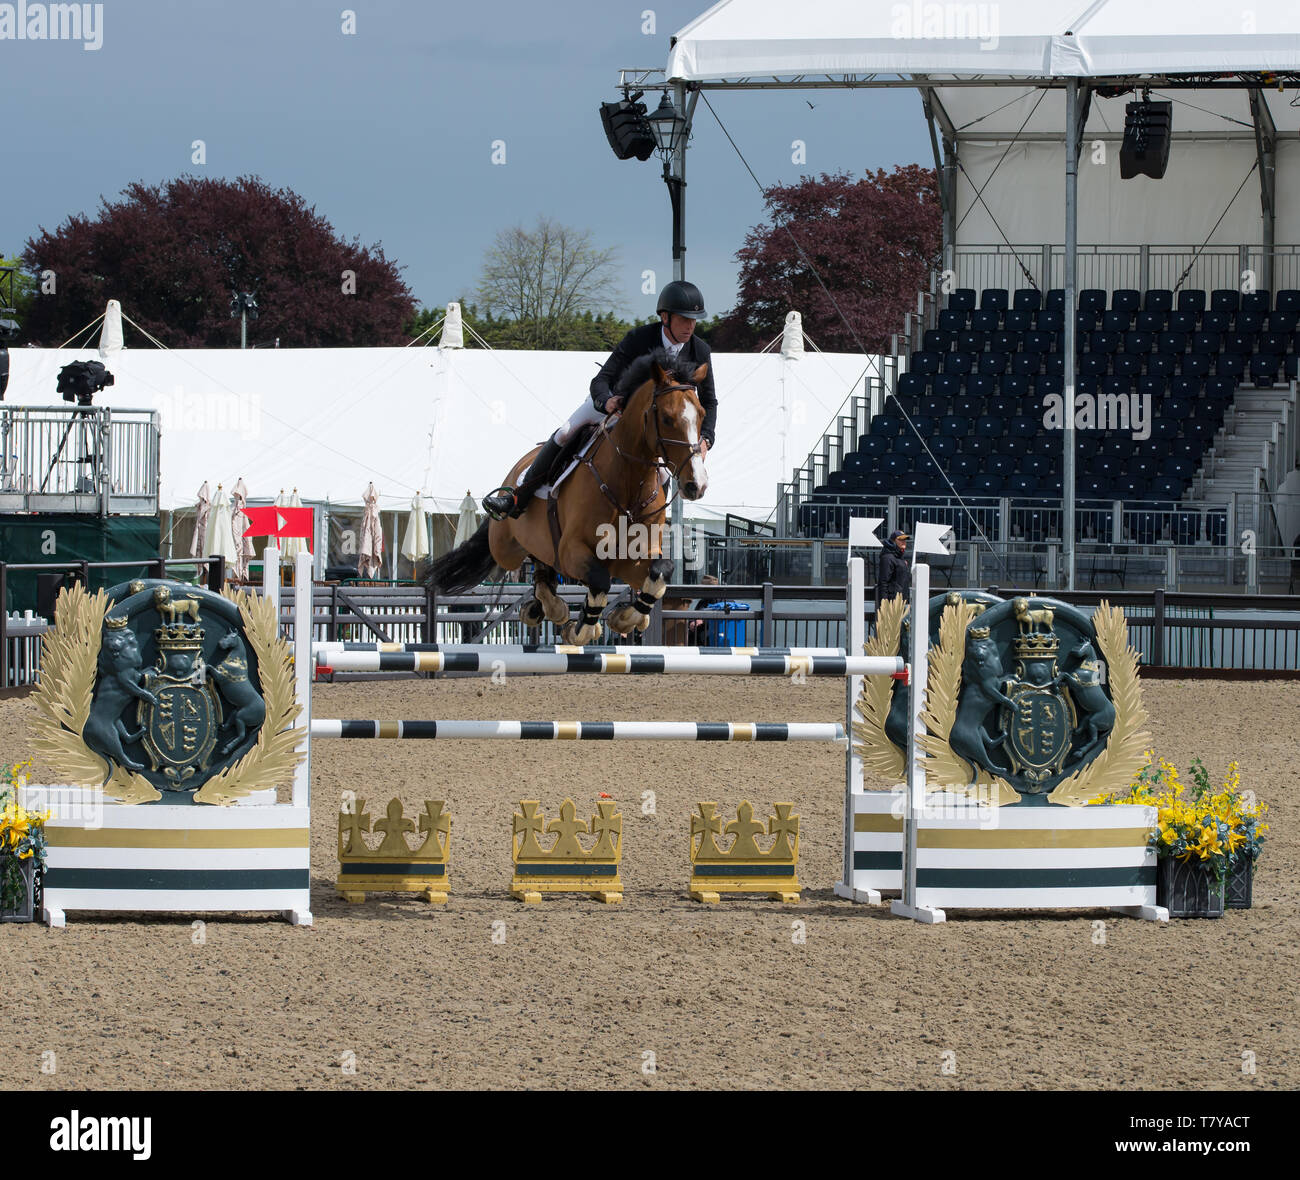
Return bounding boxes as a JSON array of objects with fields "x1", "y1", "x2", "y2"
[
  {"x1": 875, "y1": 530, "x2": 911, "y2": 610},
  {"x1": 482, "y1": 280, "x2": 717, "y2": 519}
]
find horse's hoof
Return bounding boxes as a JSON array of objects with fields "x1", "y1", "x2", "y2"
[{"x1": 520, "y1": 598, "x2": 544, "y2": 628}]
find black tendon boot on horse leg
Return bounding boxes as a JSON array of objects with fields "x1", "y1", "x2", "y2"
[{"x1": 483, "y1": 437, "x2": 564, "y2": 520}]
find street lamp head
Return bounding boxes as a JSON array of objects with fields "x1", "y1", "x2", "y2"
[{"x1": 646, "y1": 92, "x2": 687, "y2": 161}]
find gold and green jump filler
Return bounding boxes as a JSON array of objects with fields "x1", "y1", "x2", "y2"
[
  {"x1": 336, "y1": 798, "x2": 451, "y2": 904},
  {"x1": 689, "y1": 801, "x2": 801, "y2": 904},
  {"x1": 510, "y1": 798, "x2": 623, "y2": 904}
]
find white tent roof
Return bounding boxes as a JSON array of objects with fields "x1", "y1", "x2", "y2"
[
  {"x1": 667, "y1": 0, "x2": 1300, "y2": 83},
  {"x1": 3, "y1": 345, "x2": 876, "y2": 521}
]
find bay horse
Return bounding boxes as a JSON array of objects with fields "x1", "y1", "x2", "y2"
[{"x1": 427, "y1": 351, "x2": 709, "y2": 644}]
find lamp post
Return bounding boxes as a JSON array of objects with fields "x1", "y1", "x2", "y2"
[
  {"x1": 646, "y1": 89, "x2": 692, "y2": 580},
  {"x1": 230, "y1": 291, "x2": 258, "y2": 350}
]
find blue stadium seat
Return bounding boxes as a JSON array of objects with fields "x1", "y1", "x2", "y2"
[
  {"x1": 951, "y1": 455, "x2": 979, "y2": 479},
  {"x1": 1090, "y1": 330, "x2": 1122, "y2": 354},
  {"x1": 1259, "y1": 331, "x2": 1290, "y2": 356},
  {"x1": 1045, "y1": 288, "x2": 1066, "y2": 313},
  {"x1": 1023, "y1": 331, "x2": 1052, "y2": 354},
  {"x1": 981, "y1": 288, "x2": 1010, "y2": 314},
  {"x1": 1003, "y1": 310, "x2": 1033, "y2": 333},
  {"x1": 932, "y1": 372, "x2": 961, "y2": 399},
  {"x1": 938, "y1": 308, "x2": 966, "y2": 332},
  {"x1": 1250, "y1": 354, "x2": 1281, "y2": 386},
  {"x1": 1163, "y1": 396, "x2": 1194, "y2": 419},
  {"x1": 1080, "y1": 353, "x2": 1109, "y2": 378},
  {"x1": 1135, "y1": 310, "x2": 1166, "y2": 332},
  {"x1": 987, "y1": 395, "x2": 1017, "y2": 418},
  {"x1": 939, "y1": 414, "x2": 970, "y2": 436},
  {"x1": 1241, "y1": 290, "x2": 1270, "y2": 314},
  {"x1": 1036, "y1": 374, "x2": 1064, "y2": 398},
  {"x1": 964, "y1": 374, "x2": 995, "y2": 399},
  {"x1": 970, "y1": 308, "x2": 999, "y2": 333},
  {"x1": 991, "y1": 330, "x2": 1019, "y2": 353},
  {"x1": 874, "y1": 416, "x2": 901, "y2": 438},
  {"x1": 973, "y1": 473, "x2": 1006, "y2": 494},
  {"x1": 1136, "y1": 375, "x2": 1166, "y2": 401},
  {"x1": 893, "y1": 433, "x2": 923, "y2": 457},
  {"x1": 881, "y1": 455, "x2": 907, "y2": 476},
  {"x1": 1074, "y1": 435, "x2": 1101, "y2": 460},
  {"x1": 1225, "y1": 332, "x2": 1255, "y2": 355},
  {"x1": 1101, "y1": 375, "x2": 1132, "y2": 399},
  {"x1": 1201, "y1": 310, "x2": 1230, "y2": 334},
  {"x1": 1007, "y1": 474, "x2": 1037, "y2": 495},
  {"x1": 1287, "y1": 354, "x2": 1300, "y2": 381},
  {"x1": 1167, "y1": 311, "x2": 1197, "y2": 335},
  {"x1": 1013, "y1": 288, "x2": 1042, "y2": 312},
  {"x1": 944, "y1": 351, "x2": 975, "y2": 375},
  {"x1": 1215, "y1": 353, "x2": 1245, "y2": 379},
  {"x1": 975, "y1": 414, "x2": 1006, "y2": 435},
  {"x1": 1191, "y1": 331, "x2": 1222, "y2": 355},
  {"x1": 958, "y1": 330, "x2": 988, "y2": 353},
  {"x1": 1077, "y1": 309, "x2": 1101, "y2": 335},
  {"x1": 1012, "y1": 353, "x2": 1041, "y2": 376},
  {"x1": 949, "y1": 288, "x2": 977, "y2": 312},
  {"x1": 953, "y1": 394, "x2": 981, "y2": 416},
  {"x1": 927, "y1": 435, "x2": 957, "y2": 459},
  {"x1": 1124, "y1": 331, "x2": 1154, "y2": 356},
  {"x1": 1080, "y1": 289, "x2": 1107, "y2": 314},
  {"x1": 1210, "y1": 289, "x2": 1240, "y2": 314},
  {"x1": 1202, "y1": 376, "x2": 1235, "y2": 403},
  {"x1": 1021, "y1": 454, "x2": 1050, "y2": 478},
  {"x1": 1036, "y1": 308, "x2": 1064, "y2": 332},
  {"x1": 1076, "y1": 375, "x2": 1100, "y2": 398},
  {"x1": 1235, "y1": 310, "x2": 1264, "y2": 334},
  {"x1": 922, "y1": 329, "x2": 952, "y2": 352},
  {"x1": 1267, "y1": 310, "x2": 1298, "y2": 333},
  {"x1": 1103, "y1": 310, "x2": 1132, "y2": 333},
  {"x1": 1008, "y1": 415, "x2": 1039, "y2": 439},
  {"x1": 1000, "y1": 374, "x2": 1030, "y2": 398},
  {"x1": 843, "y1": 452, "x2": 869, "y2": 474},
  {"x1": 978, "y1": 352, "x2": 1009, "y2": 376},
  {"x1": 1146, "y1": 354, "x2": 1175, "y2": 380},
  {"x1": 920, "y1": 394, "x2": 948, "y2": 417},
  {"x1": 1112, "y1": 289, "x2": 1141, "y2": 315},
  {"x1": 1144, "y1": 289, "x2": 1174, "y2": 314},
  {"x1": 911, "y1": 350, "x2": 941, "y2": 375},
  {"x1": 1180, "y1": 353, "x2": 1211, "y2": 377},
  {"x1": 1113, "y1": 354, "x2": 1143, "y2": 378},
  {"x1": 1276, "y1": 289, "x2": 1300, "y2": 313},
  {"x1": 897, "y1": 372, "x2": 928, "y2": 398},
  {"x1": 1176, "y1": 290, "x2": 1206, "y2": 317},
  {"x1": 1158, "y1": 330, "x2": 1188, "y2": 355},
  {"x1": 858, "y1": 435, "x2": 888, "y2": 458},
  {"x1": 1169, "y1": 375, "x2": 1203, "y2": 400},
  {"x1": 962, "y1": 434, "x2": 996, "y2": 457}
]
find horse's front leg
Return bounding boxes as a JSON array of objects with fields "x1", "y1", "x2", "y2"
[
  {"x1": 558, "y1": 547, "x2": 609, "y2": 646},
  {"x1": 607, "y1": 555, "x2": 673, "y2": 636}
]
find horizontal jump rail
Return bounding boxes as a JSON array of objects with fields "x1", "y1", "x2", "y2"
[
  {"x1": 312, "y1": 643, "x2": 847, "y2": 657},
  {"x1": 310, "y1": 720, "x2": 847, "y2": 742},
  {"x1": 315, "y1": 651, "x2": 904, "y2": 677}
]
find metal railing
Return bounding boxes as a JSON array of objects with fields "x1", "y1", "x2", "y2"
[{"x1": 0, "y1": 405, "x2": 160, "y2": 515}]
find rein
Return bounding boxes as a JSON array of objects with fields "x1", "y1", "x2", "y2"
[{"x1": 581, "y1": 381, "x2": 702, "y2": 524}]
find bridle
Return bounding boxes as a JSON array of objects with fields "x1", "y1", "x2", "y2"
[{"x1": 582, "y1": 380, "x2": 704, "y2": 523}]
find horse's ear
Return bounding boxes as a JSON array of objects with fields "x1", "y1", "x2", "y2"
[
  {"x1": 691, "y1": 362, "x2": 708, "y2": 385},
  {"x1": 651, "y1": 359, "x2": 669, "y2": 385}
]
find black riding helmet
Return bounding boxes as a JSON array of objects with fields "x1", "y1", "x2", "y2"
[{"x1": 657, "y1": 280, "x2": 707, "y2": 320}]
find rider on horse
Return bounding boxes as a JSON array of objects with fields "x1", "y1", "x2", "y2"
[{"x1": 481, "y1": 280, "x2": 717, "y2": 520}]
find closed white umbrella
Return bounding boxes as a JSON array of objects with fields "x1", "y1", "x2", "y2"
[
  {"x1": 453, "y1": 490, "x2": 480, "y2": 548},
  {"x1": 358, "y1": 482, "x2": 384, "y2": 579},
  {"x1": 401, "y1": 492, "x2": 431, "y2": 565},
  {"x1": 282, "y1": 487, "x2": 306, "y2": 564},
  {"x1": 207, "y1": 484, "x2": 238, "y2": 578},
  {"x1": 189, "y1": 481, "x2": 211, "y2": 558},
  {"x1": 230, "y1": 477, "x2": 255, "y2": 582}
]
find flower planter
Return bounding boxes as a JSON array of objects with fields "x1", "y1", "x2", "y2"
[
  {"x1": 0, "y1": 853, "x2": 40, "y2": 923},
  {"x1": 1157, "y1": 856, "x2": 1224, "y2": 918},
  {"x1": 1225, "y1": 857, "x2": 1253, "y2": 910}
]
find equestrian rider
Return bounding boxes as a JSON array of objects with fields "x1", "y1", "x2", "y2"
[{"x1": 482, "y1": 280, "x2": 717, "y2": 520}]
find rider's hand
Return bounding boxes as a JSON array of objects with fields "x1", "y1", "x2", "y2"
[
  {"x1": 604, "y1": 396, "x2": 624, "y2": 414},
  {"x1": 700, "y1": 439, "x2": 710, "y2": 459}
]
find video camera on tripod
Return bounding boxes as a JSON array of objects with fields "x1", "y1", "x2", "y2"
[{"x1": 56, "y1": 360, "x2": 114, "y2": 407}]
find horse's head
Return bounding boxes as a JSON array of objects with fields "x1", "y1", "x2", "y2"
[{"x1": 644, "y1": 353, "x2": 707, "y2": 496}]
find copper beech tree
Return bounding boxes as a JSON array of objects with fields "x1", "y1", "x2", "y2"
[
  {"x1": 714, "y1": 165, "x2": 942, "y2": 353},
  {"x1": 21, "y1": 175, "x2": 416, "y2": 347}
]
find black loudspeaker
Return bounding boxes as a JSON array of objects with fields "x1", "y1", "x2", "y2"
[
  {"x1": 599, "y1": 99, "x2": 655, "y2": 162},
  {"x1": 1120, "y1": 100, "x2": 1172, "y2": 179}
]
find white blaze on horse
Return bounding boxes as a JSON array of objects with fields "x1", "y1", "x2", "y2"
[{"x1": 427, "y1": 353, "x2": 708, "y2": 644}]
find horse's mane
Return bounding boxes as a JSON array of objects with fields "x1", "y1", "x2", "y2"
[{"x1": 614, "y1": 348, "x2": 701, "y2": 398}]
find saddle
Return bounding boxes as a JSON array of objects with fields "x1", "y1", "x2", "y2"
[{"x1": 537, "y1": 424, "x2": 601, "y2": 499}]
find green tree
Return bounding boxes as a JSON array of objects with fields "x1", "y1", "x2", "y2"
[{"x1": 0, "y1": 255, "x2": 40, "y2": 341}]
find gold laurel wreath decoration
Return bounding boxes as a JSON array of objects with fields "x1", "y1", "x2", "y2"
[
  {"x1": 1047, "y1": 601, "x2": 1149, "y2": 807},
  {"x1": 916, "y1": 602, "x2": 1021, "y2": 807},
  {"x1": 851, "y1": 594, "x2": 907, "y2": 783},
  {"x1": 193, "y1": 586, "x2": 304, "y2": 805},
  {"x1": 29, "y1": 584, "x2": 161, "y2": 804}
]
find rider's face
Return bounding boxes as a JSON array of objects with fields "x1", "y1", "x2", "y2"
[{"x1": 663, "y1": 312, "x2": 696, "y2": 340}]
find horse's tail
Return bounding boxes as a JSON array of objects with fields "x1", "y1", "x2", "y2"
[{"x1": 426, "y1": 520, "x2": 499, "y2": 595}]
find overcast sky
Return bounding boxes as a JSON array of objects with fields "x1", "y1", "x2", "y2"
[{"x1": 5, "y1": 0, "x2": 931, "y2": 330}]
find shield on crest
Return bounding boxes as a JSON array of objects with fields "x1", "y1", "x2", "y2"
[
  {"x1": 1003, "y1": 684, "x2": 1075, "y2": 788},
  {"x1": 139, "y1": 675, "x2": 222, "y2": 786}
]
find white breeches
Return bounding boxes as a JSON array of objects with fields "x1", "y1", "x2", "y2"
[{"x1": 554, "y1": 399, "x2": 608, "y2": 445}]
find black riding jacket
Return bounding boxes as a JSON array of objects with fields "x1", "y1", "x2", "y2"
[
  {"x1": 875, "y1": 541, "x2": 911, "y2": 607},
  {"x1": 589, "y1": 322, "x2": 717, "y2": 448}
]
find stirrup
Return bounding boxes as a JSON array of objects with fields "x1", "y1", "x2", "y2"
[{"x1": 483, "y1": 486, "x2": 517, "y2": 522}]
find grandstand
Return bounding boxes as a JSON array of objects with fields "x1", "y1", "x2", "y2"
[{"x1": 662, "y1": 1, "x2": 1300, "y2": 593}]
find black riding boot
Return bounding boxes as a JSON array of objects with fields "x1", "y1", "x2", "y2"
[{"x1": 484, "y1": 437, "x2": 563, "y2": 520}]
